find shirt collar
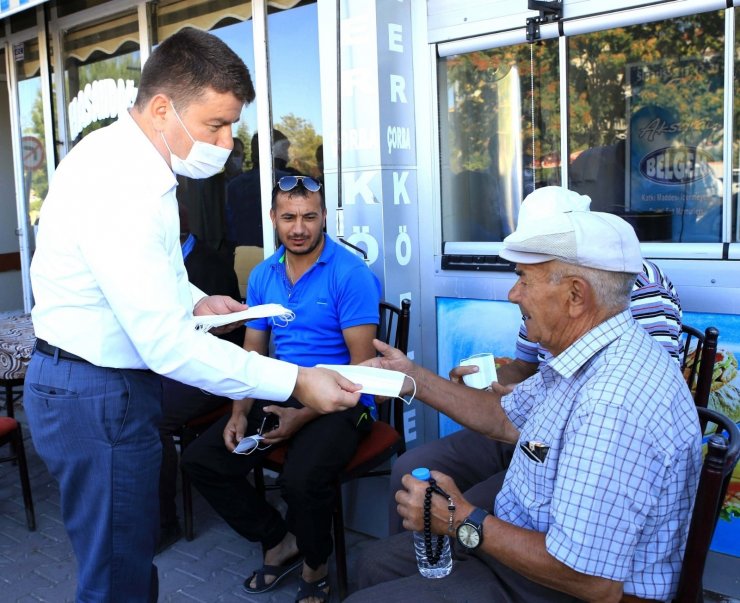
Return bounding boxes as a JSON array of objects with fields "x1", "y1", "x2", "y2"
[
  {"x1": 546, "y1": 309, "x2": 633, "y2": 378},
  {"x1": 273, "y1": 233, "x2": 334, "y2": 268},
  {"x1": 116, "y1": 109, "x2": 177, "y2": 198}
]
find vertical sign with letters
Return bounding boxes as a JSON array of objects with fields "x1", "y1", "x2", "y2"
[{"x1": 338, "y1": 0, "x2": 421, "y2": 443}]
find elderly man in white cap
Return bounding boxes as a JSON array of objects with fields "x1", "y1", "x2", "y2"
[
  {"x1": 388, "y1": 188, "x2": 683, "y2": 539},
  {"x1": 346, "y1": 186, "x2": 701, "y2": 603}
]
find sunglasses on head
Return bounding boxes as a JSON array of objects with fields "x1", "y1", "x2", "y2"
[{"x1": 276, "y1": 175, "x2": 322, "y2": 193}]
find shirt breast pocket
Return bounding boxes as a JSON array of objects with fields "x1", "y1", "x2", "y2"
[{"x1": 510, "y1": 439, "x2": 556, "y2": 530}]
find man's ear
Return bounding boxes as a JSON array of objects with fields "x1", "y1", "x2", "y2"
[
  {"x1": 148, "y1": 93, "x2": 171, "y2": 132},
  {"x1": 566, "y1": 276, "x2": 591, "y2": 318}
]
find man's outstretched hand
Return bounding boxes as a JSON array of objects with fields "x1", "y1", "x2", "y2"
[{"x1": 292, "y1": 366, "x2": 362, "y2": 414}]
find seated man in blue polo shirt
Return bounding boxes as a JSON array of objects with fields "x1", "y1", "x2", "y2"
[{"x1": 183, "y1": 175, "x2": 380, "y2": 603}]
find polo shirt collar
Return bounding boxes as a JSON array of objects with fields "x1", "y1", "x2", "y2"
[{"x1": 274, "y1": 233, "x2": 334, "y2": 268}]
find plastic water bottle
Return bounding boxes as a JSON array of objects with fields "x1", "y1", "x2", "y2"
[{"x1": 411, "y1": 467, "x2": 453, "y2": 578}]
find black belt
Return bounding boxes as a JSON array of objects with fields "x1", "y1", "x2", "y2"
[{"x1": 35, "y1": 338, "x2": 87, "y2": 362}]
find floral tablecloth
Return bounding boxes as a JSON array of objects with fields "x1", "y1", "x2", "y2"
[{"x1": 0, "y1": 313, "x2": 35, "y2": 382}]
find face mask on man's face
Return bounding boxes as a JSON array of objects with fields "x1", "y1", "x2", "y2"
[{"x1": 161, "y1": 101, "x2": 231, "y2": 179}]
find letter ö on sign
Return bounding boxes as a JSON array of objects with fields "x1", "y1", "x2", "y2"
[
  {"x1": 395, "y1": 226, "x2": 411, "y2": 266},
  {"x1": 347, "y1": 226, "x2": 379, "y2": 265}
]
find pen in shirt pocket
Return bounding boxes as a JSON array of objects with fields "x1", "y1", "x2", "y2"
[{"x1": 520, "y1": 440, "x2": 550, "y2": 463}]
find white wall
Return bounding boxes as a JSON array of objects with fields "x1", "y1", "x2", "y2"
[{"x1": 426, "y1": 0, "x2": 710, "y2": 43}]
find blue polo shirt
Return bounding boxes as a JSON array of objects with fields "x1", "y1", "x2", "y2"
[{"x1": 247, "y1": 235, "x2": 381, "y2": 409}]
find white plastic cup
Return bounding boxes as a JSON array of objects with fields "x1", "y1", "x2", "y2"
[{"x1": 460, "y1": 353, "x2": 497, "y2": 389}]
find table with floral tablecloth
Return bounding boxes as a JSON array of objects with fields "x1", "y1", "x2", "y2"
[{"x1": 0, "y1": 313, "x2": 35, "y2": 417}]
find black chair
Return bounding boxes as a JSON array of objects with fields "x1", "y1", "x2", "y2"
[
  {"x1": 680, "y1": 325, "x2": 719, "y2": 409},
  {"x1": 674, "y1": 407, "x2": 740, "y2": 602},
  {"x1": 254, "y1": 298, "x2": 412, "y2": 599},
  {"x1": 179, "y1": 401, "x2": 233, "y2": 541},
  {"x1": 0, "y1": 417, "x2": 36, "y2": 531}
]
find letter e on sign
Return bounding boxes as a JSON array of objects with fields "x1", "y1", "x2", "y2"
[{"x1": 22, "y1": 136, "x2": 45, "y2": 171}]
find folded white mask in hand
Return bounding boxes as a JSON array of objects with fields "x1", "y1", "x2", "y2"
[
  {"x1": 316, "y1": 364, "x2": 410, "y2": 399},
  {"x1": 233, "y1": 434, "x2": 266, "y2": 455},
  {"x1": 193, "y1": 303, "x2": 295, "y2": 332}
]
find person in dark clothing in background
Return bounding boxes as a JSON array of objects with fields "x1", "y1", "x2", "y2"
[{"x1": 157, "y1": 201, "x2": 246, "y2": 553}]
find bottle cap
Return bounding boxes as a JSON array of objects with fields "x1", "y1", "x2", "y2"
[{"x1": 411, "y1": 467, "x2": 431, "y2": 481}]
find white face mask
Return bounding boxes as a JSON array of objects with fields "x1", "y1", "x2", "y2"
[{"x1": 161, "y1": 102, "x2": 231, "y2": 179}]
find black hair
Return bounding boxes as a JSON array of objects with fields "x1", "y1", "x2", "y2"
[
  {"x1": 134, "y1": 27, "x2": 255, "y2": 110},
  {"x1": 271, "y1": 176, "x2": 326, "y2": 212}
]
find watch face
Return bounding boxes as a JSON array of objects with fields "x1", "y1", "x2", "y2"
[{"x1": 457, "y1": 523, "x2": 481, "y2": 549}]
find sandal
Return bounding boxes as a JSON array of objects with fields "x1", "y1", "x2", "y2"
[
  {"x1": 295, "y1": 574, "x2": 330, "y2": 603},
  {"x1": 242, "y1": 553, "x2": 303, "y2": 594}
]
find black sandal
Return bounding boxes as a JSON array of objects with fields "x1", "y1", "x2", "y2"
[
  {"x1": 242, "y1": 553, "x2": 303, "y2": 594},
  {"x1": 295, "y1": 574, "x2": 330, "y2": 603}
]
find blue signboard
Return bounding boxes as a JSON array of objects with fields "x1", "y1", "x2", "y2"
[{"x1": 0, "y1": 0, "x2": 47, "y2": 20}]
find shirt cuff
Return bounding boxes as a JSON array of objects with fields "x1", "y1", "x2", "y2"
[
  {"x1": 247, "y1": 354, "x2": 298, "y2": 402},
  {"x1": 190, "y1": 283, "x2": 207, "y2": 308}
]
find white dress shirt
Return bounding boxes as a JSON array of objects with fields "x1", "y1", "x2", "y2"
[{"x1": 31, "y1": 110, "x2": 296, "y2": 402}]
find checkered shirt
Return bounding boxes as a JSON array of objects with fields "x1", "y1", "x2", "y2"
[{"x1": 499, "y1": 310, "x2": 701, "y2": 600}]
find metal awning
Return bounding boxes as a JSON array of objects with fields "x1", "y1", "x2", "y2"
[{"x1": 61, "y1": 0, "x2": 303, "y2": 65}]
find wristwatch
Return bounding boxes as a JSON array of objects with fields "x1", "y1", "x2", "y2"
[{"x1": 456, "y1": 507, "x2": 489, "y2": 551}]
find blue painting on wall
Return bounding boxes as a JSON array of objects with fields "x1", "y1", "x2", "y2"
[{"x1": 436, "y1": 297, "x2": 523, "y2": 438}]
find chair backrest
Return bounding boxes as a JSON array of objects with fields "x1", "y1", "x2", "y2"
[
  {"x1": 376, "y1": 299, "x2": 411, "y2": 441},
  {"x1": 680, "y1": 325, "x2": 719, "y2": 409},
  {"x1": 674, "y1": 407, "x2": 740, "y2": 603},
  {"x1": 233, "y1": 245, "x2": 264, "y2": 300}
]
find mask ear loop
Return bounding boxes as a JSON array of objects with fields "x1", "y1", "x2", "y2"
[
  {"x1": 272, "y1": 310, "x2": 296, "y2": 328},
  {"x1": 398, "y1": 374, "x2": 417, "y2": 406}
]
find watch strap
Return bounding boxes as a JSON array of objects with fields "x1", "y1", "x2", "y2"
[{"x1": 465, "y1": 507, "x2": 489, "y2": 530}]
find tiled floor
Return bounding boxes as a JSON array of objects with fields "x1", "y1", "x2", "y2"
[
  {"x1": 1, "y1": 381, "x2": 739, "y2": 601},
  {"x1": 0, "y1": 400, "x2": 376, "y2": 602}
]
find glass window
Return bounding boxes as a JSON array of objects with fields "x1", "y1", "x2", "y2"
[
  {"x1": 62, "y1": 10, "x2": 141, "y2": 146},
  {"x1": 568, "y1": 10, "x2": 726, "y2": 243},
  {"x1": 267, "y1": 1, "x2": 323, "y2": 180},
  {"x1": 438, "y1": 40, "x2": 560, "y2": 247},
  {"x1": 15, "y1": 37, "x2": 48, "y2": 236}
]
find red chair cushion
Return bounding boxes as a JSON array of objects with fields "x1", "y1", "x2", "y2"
[
  {"x1": 0, "y1": 417, "x2": 19, "y2": 437},
  {"x1": 263, "y1": 421, "x2": 401, "y2": 474}
]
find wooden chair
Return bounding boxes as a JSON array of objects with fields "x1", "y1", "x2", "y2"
[
  {"x1": 680, "y1": 325, "x2": 719, "y2": 409},
  {"x1": 0, "y1": 417, "x2": 36, "y2": 531},
  {"x1": 0, "y1": 313, "x2": 36, "y2": 532},
  {"x1": 254, "y1": 298, "x2": 412, "y2": 599},
  {"x1": 674, "y1": 407, "x2": 740, "y2": 602},
  {"x1": 179, "y1": 401, "x2": 233, "y2": 541}
]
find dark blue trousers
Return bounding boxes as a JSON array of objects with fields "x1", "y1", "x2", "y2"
[{"x1": 24, "y1": 351, "x2": 161, "y2": 602}]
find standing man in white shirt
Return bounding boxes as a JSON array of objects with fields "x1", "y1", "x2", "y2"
[{"x1": 24, "y1": 27, "x2": 360, "y2": 603}]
